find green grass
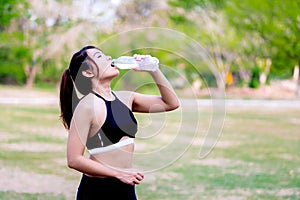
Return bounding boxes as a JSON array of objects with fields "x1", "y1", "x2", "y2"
[
  {"x1": 0, "y1": 104, "x2": 299, "y2": 199},
  {"x1": 0, "y1": 191, "x2": 66, "y2": 200}
]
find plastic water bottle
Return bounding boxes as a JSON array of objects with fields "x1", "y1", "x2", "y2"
[{"x1": 112, "y1": 56, "x2": 159, "y2": 71}]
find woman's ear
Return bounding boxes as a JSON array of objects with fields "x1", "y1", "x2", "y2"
[{"x1": 82, "y1": 69, "x2": 94, "y2": 78}]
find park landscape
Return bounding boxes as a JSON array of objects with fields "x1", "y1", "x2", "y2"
[
  {"x1": 1, "y1": 0, "x2": 300, "y2": 199},
  {"x1": 0, "y1": 84, "x2": 299, "y2": 200}
]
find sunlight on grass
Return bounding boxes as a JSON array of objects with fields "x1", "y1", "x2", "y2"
[{"x1": 0, "y1": 104, "x2": 299, "y2": 199}]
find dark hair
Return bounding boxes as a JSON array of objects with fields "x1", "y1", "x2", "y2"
[{"x1": 59, "y1": 45, "x2": 98, "y2": 129}]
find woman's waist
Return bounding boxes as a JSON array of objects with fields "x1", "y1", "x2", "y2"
[
  {"x1": 88, "y1": 137, "x2": 134, "y2": 155},
  {"x1": 89, "y1": 138, "x2": 134, "y2": 169}
]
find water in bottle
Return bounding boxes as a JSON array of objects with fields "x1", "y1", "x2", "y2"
[{"x1": 112, "y1": 56, "x2": 159, "y2": 71}]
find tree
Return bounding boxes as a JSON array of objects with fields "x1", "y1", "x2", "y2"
[
  {"x1": 0, "y1": 0, "x2": 26, "y2": 28},
  {"x1": 0, "y1": 0, "x2": 30, "y2": 85},
  {"x1": 225, "y1": 0, "x2": 300, "y2": 96},
  {"x1": 1, "y1": 0, "x2": 90, "y2": 87},
  {"x1": 168, "y1": 0, "x2": 239, "y2": 91}
]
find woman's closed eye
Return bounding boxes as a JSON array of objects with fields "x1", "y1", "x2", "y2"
[{"x1": 93, "y1": 51, "x2": 103, "y2": 58}]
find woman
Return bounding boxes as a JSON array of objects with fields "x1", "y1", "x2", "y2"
[{"x1": 59, "y1": 45, "x2": 180, "y2": 199}]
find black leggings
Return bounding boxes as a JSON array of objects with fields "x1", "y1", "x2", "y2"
[{"x1": 76, "y1": 174, "x2": 137, "y2": 200}]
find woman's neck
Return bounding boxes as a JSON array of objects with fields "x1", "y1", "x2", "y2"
[{"x1": 92, "y1": 82, "x2": 114, "y2": 100}]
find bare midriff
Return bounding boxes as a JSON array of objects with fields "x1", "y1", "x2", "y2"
[{"x1": 89, "y1": 136, "x2": 134, "y2": 169}]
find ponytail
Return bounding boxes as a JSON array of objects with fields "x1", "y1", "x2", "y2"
[
  {"x1": 59, "y1": 69, "x2": 80, "y2": 129},
  {"x1": 59, "y1": 45, "x2": 98, "y2": 130}
]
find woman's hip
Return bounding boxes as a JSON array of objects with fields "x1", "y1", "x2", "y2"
[{"x1": 76, "y1": 174, "x2": 137, "y2": 200}]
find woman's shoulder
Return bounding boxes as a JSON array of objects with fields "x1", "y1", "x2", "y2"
[
  {"x1": 114, "y1": 90, "x2": 136, "y2": 99},
  {"x1": 114, "y1": 90, "x2": 135, "y2": 108},
  {"x1": 76, "y1": 93, "x2": 106, "y2": 114}
]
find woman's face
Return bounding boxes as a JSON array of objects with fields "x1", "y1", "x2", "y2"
[{"x1": 86, "y1": 48, "x2": 119, "y2": 80}]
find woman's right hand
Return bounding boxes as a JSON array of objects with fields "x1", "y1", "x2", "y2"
[{"x1": 115, "y1": 169, "x2": 144, "y2": 186}]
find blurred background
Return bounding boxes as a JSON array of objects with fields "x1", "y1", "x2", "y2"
[
  {"x1": 1, "y1": 0, "x2": 299, "y2": 99},
  {"x1": 0, "y1": 1, "x2": 300, "y2": 200}
]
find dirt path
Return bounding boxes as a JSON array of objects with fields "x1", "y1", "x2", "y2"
[
  {"x1": 0, "y1": 166, "x2": 79, "y2": 199},
  {"x1": 0, "y1": 87, "x2": 77, "y2": 199}
]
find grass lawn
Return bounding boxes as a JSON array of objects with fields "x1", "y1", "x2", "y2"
[{"x1": 0, "y1": 102, "x2": 299, "y2": 199}]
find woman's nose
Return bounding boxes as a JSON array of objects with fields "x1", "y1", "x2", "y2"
[{"x1": 107, "y1": 56, "x2": 112, "y2": 60}]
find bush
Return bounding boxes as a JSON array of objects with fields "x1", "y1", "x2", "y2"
[
  {"x1": 0, "y1": 47, "x2": 27, "y2": 85},
  {"x1": 248, "y1": 66, "x2": 260, "y2": 88}
]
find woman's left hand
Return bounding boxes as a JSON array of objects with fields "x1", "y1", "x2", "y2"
[
  {"x1": 132, "y1": 54, "x2": 159, "y2": 72},
  {"x1": 133, "y1": 54, "x2": 151, "y2": 61}
]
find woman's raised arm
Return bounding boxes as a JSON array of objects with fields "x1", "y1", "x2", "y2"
[{"x1": 132, "y1": 69, "x2": 180, "y2": 113}]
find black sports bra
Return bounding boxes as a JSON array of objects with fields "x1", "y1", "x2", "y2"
[{"x1": 86, "y1": 91, "x2": 137, "y2": 149}]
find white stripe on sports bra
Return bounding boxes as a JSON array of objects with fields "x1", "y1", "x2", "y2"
[{"x1": 88, "y1": 138, "x2": 134, "y2": 155}]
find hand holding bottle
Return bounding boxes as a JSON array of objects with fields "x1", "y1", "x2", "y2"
[{"x1": 112, "y1": 54, "x2": 159, "y2": 72}]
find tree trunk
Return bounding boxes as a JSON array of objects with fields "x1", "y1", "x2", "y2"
[
  {"x1": 296, "y1": 75, "x2": 300, "y2": 97},
  {"x1": 295, "y1": 65, "x2": 300, "y2": 97},
  {"x1": 215, "y1": 71, "x2": 226, "y2": 97},
  {"x1": 259, "y1": 58, "x2": 271, "y2": 86},
  {"x1": 25, "y1": 59, "x2": 37, "y2": 88}
]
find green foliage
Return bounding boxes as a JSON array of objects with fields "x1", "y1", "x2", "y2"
[
  {"x1": 0, "y1": 0, "x2": 28, "y2": 29},
  {"x1": 0, "y1": 0, "x2": 299, "y2": 88},
  {"x1": 0, "y1": 0, "x2": 31, "y2": 85},
  {"x1": 0, "y1": 46, "x2": 28, "y2": 84},
  {"x1": 169, "y1": 0, "x2": 225, "y2": 10},
  {"x1": 248, "y1": 66, "x2": 260, "y2": 88},
  {"x1": 169, "y1": 14, "x2": 191, "y2": 25},
  {"x1": 35, "y1": 59, "x2": 62, "y2": 84},
  {"x1": 225, "y1": 0, "x2": 300, "y2": 77},
  {"x1": 270, "y1": 56, "x2": 295, "y2": 79},
  {"x1": 0, "y1": 42, "x2": 31, "y2": 84}
]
